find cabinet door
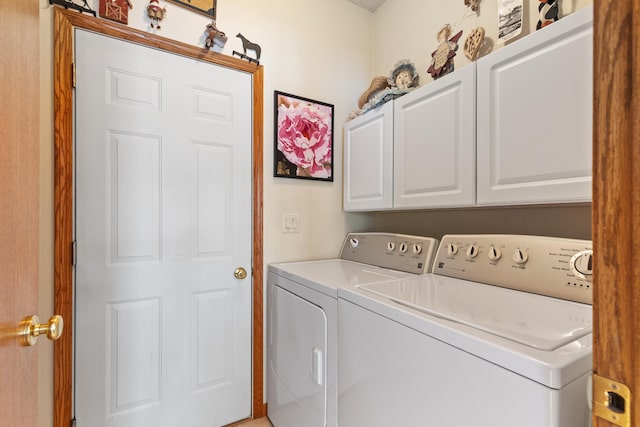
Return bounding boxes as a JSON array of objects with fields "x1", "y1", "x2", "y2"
[
  {"x1": 343, "y1": 101, "x2": 393, "y2": 211},
  {"x1": 476, "y1": 6, "x2": 593, "y2": 205},
  {"x1": 393, "y1": 64, "x2": 476, "y2": 209}
]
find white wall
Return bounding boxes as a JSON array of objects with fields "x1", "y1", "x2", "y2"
[
  {"x1": 77, "y1": 0, "x2": 375, "y2": 263},
  {"x1": 38, "y1": 1, "x2": 373, "y2": 425},
  {"x1": 371, "y1": 0, "x2": 593, "y2": 90},
  {"x1": 37, "y1": 1, "x2": 596, "y2": 424},
  {"x1": 365, "y1": 0, "x2": 594, "y2": 242}
]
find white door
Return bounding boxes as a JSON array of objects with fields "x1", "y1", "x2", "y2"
[
  {"x1": 73, "y1": 29, "x2": 252, "y2": 427},
  {"x1": 393, "y1": 64, "x2": 476, "y2": 209},
  {"x1": 343, "y1": 101, "x2": 394, "y2": 211},
  {"x1": 476, "y1": 6, "x2": 593, "y2": 205}
]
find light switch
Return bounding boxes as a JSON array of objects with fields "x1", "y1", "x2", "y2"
[{"x1": 282, "y1": 213, "x2": 300, "y2": 233}]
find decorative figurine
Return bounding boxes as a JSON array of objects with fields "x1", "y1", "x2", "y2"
[
  {"x1": 463, "y1": 26, "x2": 486, "y2": 61},
  {"x1": 427, "y1": 25, "x2": 463, "y2": 80},
  {"x1": 464, "y1": 0, "x2": 479, "y2": 12},
  {"x1": 537, "y1": 0, "x2": 560, "y2": 30},
  {"x1": 147, "y1": 0, "x2": 166, "y2": 29},
  {"x1": 233, "y1": 33, "x2": 262, "y2": 64},
  {"x1": 99, "y1": 0, "x2": 133, "y2": 24},
  {"x1": 204, "y1": 19, "x2": 228, "y2": 50}
]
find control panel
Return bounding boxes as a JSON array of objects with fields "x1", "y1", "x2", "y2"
[
  {"x1": 433, "y1": 235, "x2": 593, "y2": 304},
  {"x1": 340, "y1": 233, "x2": 439, "y2": 274}
]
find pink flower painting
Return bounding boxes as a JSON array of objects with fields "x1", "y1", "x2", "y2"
[{"x1": 274, "y1": 92, "x2": 334, "y2": 181}]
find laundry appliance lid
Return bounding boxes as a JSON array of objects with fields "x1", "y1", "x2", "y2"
[
  {"x1": 269, "y1": 259, "x2": 416, "y2": 298},
  {"x1": 360, "y1": 274, "x2": 592, "y2": 351},
  {"x1": 343, "y1": 274, "x2": 593, "y2": 389}
]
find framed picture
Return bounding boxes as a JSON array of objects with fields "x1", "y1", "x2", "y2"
[
  {"x1": 165, "y1": 0, "x2": 215, "y2": 19},
  {"x1": 274, "y1": 91, "x2": 334, "y2": 181}
]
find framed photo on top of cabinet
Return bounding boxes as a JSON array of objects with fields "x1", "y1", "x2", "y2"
[
  {"x1": 274, "y1": 91, "x2": 334, "y2": 182},
  {"x1": 164, "y1": 0, "x2": 215, "y2": 18}
]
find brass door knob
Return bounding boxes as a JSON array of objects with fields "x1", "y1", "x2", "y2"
[
  {"x1": 234, "y1": 267, "x2": 248, "y2": 280},
  {"x1": 18, "y1": 315, "x2": 64, "y2": 347}
]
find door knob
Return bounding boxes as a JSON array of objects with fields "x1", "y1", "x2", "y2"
[
  {"x1": 234, "y1": 267, "x2": 248, "y2": 280},
  {"x1": 17, "y1": 315, "x2": 64, "y2": 347}
]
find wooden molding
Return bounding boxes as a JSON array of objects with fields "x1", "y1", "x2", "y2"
[
  {"x1": 592, "y1": 1, "x2": 640, "y2": 426},
  {"x1": 52, "y1": 8, "x2": 264, "y2": 426}
]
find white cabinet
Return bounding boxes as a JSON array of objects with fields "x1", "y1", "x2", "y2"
[
  {"x1": 343, "y1": 5, "x2": 592, "y2": 211},
  {"x1": 476, "y1": 5, "x2": 593, "y2": 205},
  {"x1": 343, "y1": 66, "x2": 475, "y2": 212},
  {"x1": 343, "y1": 101, "x2": 393, "y2": 211},
  {"x1": 394, "y1": 64, "x2": 476, "y2": 209}
]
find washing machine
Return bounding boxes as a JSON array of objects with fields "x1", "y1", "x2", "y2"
[
  {"x1": 266, "y1": 232, "x2": 439, "y2": 427},
  {"x1": 338, "y1": 234, "x2": 593, "y2": 427}
]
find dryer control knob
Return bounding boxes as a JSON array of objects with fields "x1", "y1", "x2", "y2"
[
  {"x1": 447, "y1": 243, "x2": 458, "y2": 256},
  {"x1": 399, "y1": 243, "x2": 408, "y2": 253},
  {"x1": 487, "y1": 246, "x2": 502, "y2": 261},
  {"x1": 349, "y1": 238, "x2": 359, "y2": 249},
  {"x1": 412, "y1": 244, "x2": 422, "y2": 254},
  {"x1": 570, "y1": 250, "x2": 593, "y2": 280},
  {"x1": 513, "y1": 248, "x2": 529, "y2": 264},
  {"x1": 387, "y1": 242, "x2": 396, "y2": 252}
]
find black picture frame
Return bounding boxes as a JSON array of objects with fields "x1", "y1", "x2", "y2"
[
  {"x1": 165, "y1": 0, "x2": 215, "y2": 19},
  {"x1": 273, "y1": 91, "x2": 334, "y2": 182}
]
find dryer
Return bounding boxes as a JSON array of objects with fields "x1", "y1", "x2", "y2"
[
  {"x1": 267, "y1": 233, "x2": 439, "y2": 427},
  {"x1": 338, "y1": 234, "x2": 593, "y2": 427}
]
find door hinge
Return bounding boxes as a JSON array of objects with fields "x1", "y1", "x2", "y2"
[
  {"x1": 72, "y1": 62, "x2": 76, "y2": 88},
  {"x1": 72, "y1": 240, "x2": 77, "y2": 266},
  {"x1": 70, "y1": 417, "x2": 76, "y2": 427},
  {"x1": 593, "y1": 373, "x2": 631, "y2": 427}
]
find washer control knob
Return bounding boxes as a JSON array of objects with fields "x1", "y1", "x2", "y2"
[
  {"x1": 412, "y1": 244, "x2": 422, "y2": 255},
  {"x1": 349, "y1": 238, "x2": 359, "y2": 249},
  {"x1": 447, "y1": 243, "x2": 458, "y2": 256},
  {"x1": 387, "y1": 242, "x2": 396, "y2": 252},
  {"x1": 399, "y1": 242, "x2": 408, "y2": 253},
  {"x1": 487, "y1": 246, "x2": 502, "y2": 261},
  {"x1": 466, "y1": 244, "x2": 479, "y2": 258},
  {"x1": 570, "y1": 250, "x2": 593, "y2": 280},
  {"x1": 513, "y1": 248, "x2": 529, "y2": 264}
]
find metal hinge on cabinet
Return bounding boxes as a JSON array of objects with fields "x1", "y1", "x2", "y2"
[
  {"x1": 70, "y1": 417, "x2": 76, "y2": 427},
  {"x1": 593, "y1": 373, "x2": 631, "y2": 427},
  {"x1": 72, "y1": 62, "x2": 76, "y2": 88},
  {"x1": 72, "y1": 240, "x2": 77, "y2": 266}
]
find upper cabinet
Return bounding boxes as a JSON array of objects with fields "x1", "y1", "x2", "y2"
[
  {"x1": 394, "y1": 64, "x2": 476, "y2": 209},
  {"x1": 343, "y1": 5, "x2": 593, "y2": 212},
  {"x1": 476, "y1": 6, "x2": 593, "y2": 205},
  {"x1": 343, "y1": 101, "x2": 393, "y2": 211}
]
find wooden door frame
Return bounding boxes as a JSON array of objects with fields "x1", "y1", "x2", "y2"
[
  {"x1": 52, "y1": 8, "x2": 265, "y2": 427},
  {"x1": 592, "y1": 1, "x2": 639, "y2": 426}
]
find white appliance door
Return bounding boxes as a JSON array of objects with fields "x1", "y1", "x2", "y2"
[
  {"x1": 74, "y1": 29, "x2": 252, "y2": 427},
  {"x1": 338, "y1": 299, "x2": 589, "y2": 427},
  {"x1": 269, "y1": 285, "x2": 327, "y2": 427}
]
